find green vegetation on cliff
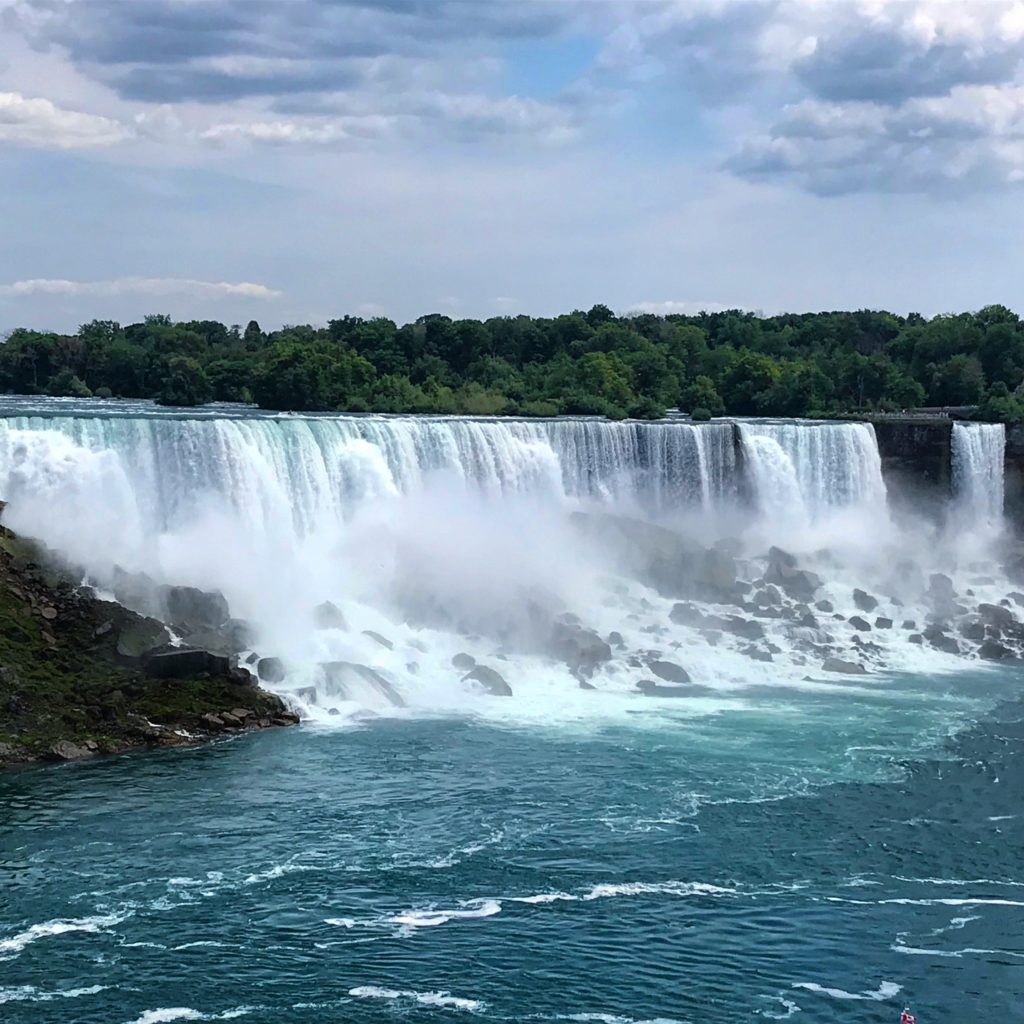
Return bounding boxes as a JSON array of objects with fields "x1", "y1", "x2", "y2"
[
  {"x1": 4, "y1": 304, "x2": 1024, "y2": 420},
  {"x1": 0, "y1": 525, "x2": 294, "y2": 767}
]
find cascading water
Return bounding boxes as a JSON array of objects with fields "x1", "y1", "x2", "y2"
[
  {"x1": 738, "y1": 421, "x2": 888, "y2": 520},
  {"x1": 0, "y1": 401, "x2": 1014, "y2": 722},
  {"x1": 952, "y1": 422, "x2": 1006, "y2": 534}
]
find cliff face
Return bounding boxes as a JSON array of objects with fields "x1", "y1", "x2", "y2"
[
  {"x1": 0, "y1": 524, "x2": 297, "y2": 768},
  {"x1": 871, "y1": 419, "x2": 953, "y2": 520}
]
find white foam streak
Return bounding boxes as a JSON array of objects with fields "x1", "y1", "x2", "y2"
[
  {"x1": 0, "y1": 912, "x2": 126, "y2": 956},
  {"x1": 349, "y1": 986, "x2": 484, "y2": 1011},
  {"x1": 792, "y1": 980, "x2": 901, "y2": 1001}
]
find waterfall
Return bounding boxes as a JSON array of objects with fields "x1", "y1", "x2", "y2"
[
  {"x1": 0, "y1": 415, "x2": 737, "y2": 535},
  {"x1": 737, "y1": 421, "x2": 888, "y2": 523},
  {"x1": 952, "y1": 422, "x2": 1005, "y2": 531}
]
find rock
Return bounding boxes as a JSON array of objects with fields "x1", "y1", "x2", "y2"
[
  {"x1": 464, "y1": 665, "x2": 513, "y2": 696},
  {"x1": 116, "y1": 617, "x2": 172, "y2": 660},
  {"x1": 874, "y1": 617, "x2": 893, "y2": 630},
  {"x1": 40, "y1": 605, "x2": 57, "y2": 621},
  {"x1": 979, "y1": 603, "x2": 1017, "y2": 629},
  {"x1": 822, "y1": 657, "x2": 867, "y2": 675},
  {"x1": 753, "y1": 584, "x2": 783, "y2": 608},
  {"x1": 362, "y1": 630, "x2": 394, "y2": 651},
  {"x1": 45, "y1": 740, "x2": 95, "y2": 761},
  {"x1": 930, "y1": 634, "x2": 961, "y2": 655},
  {"x1": 901, "y1": 620, "x2": 917, "y2": 630},
  {"x1": 313, "y1": 601, "x2": 348, "y2": 630},
  {"x1": 800, "y1": 613, "x2": 820, "y2": 629},
  {"x1": 257, "y1": 657, "x2": 286, "y2": 684},
  {"x1": 1008, "y1": 592, "x2": 1024, "y2": 607},
  {"x1": 764, "y1": 562, "x2": 822, "y2": 600},
  {"x1": 979, "y1": 640, "x2": 1017, "y2": 661},
  {"x1": 722, "y1": 616, "x2": 765, "y2": 641},
  {"x1": 929, "y1": 573, "x2": 955, "y2": 598},
  {"x1": 743, "y1": 646, "x2": 774, "y2": 663},
  {"x1": 853, "y1": 589, "x2": 879, "y2": 613},
  {"x1": 607, "y1": 631, "x2": 625, "y2": 648},
  {"x1": 245, "y1": 652, "x2": 259, "y2": 665},
  {"x1": 636, "y1": 679, "x2": 708, "y2": 698},
  {"x1": 182, "y1": 619, "x2": 254, "y2": 656},
  {"x1": 452, "y1": 652, "x2": 476, "y2": 671},
  {"x1": 0, "y1": 742, "x2": 20, "y2": 761},
  {"x1": 578, "y1": 679, "x2": 596, "y2": 690},
  {"x1": 767, "y1": 546, "x2": 797, "y2": 568},
  {"x1": 94, "y1": 620, "x2": 114, "y2": 638},
  {"x1": 815, "y1": 600, "x2": 834, "y2": 613},
  {"x1": 849, "y1": 616, "x2": 872, "y2": 632},
  {"x1": 165, "y1": 585, "x2": 230, "y2": 629},
  {"x1": 202, "y1": 713, "x2": 226, "y2": 730},
  {"x1": 230, "y1": 708, "x2": 254, "y2": 720},
  {"x1": 646, "y1": 660, "x2": 691, "y2": 684},
  {"x1": 960, "y1": 619, "x2": 986, "y2": 642},
  {"x1": 926, "y1": 573, "x2": 960, "y2": 618},
  {"x1": 219, "y1": 712, "x2": 242, "y2": 728},
  {"x1": 549, "y1": 621, "x2": 612, "y2": 676},
  {"x1": 908, "y1": 633, "x2": 924, "y2": 645},
  {"x1": 142, "y1": 646, "x2": 232, "y2": 679},
  {"x1": 669, "y1": 602, "x2": 705, "y2": 627}
]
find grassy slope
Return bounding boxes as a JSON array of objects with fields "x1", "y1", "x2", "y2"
[{"x1": 0, "y1": 527, "x2": 293, "y2": 766}]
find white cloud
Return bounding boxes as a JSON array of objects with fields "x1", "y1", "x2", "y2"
[
  {"x1": 731, "y1": 82, "x2": 1024, "y2": 193},
  {"x1": 626, "y1": 300, "x2": 737, "y2": 316},
  {"x1": 0, "y1": 91, "x2": 128, "y2": 149},
  {"x1": 0, "y1": 277, "x2": 281, "y2": 299}
]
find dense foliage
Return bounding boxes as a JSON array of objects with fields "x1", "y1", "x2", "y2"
[{"x1": 3, "y1": 305, "x2": 1024, "y2": 420}]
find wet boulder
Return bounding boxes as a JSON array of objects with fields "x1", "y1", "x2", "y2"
[
  {"x1": 646, "y1": 660, "x2": 691, "y2": 684},
  {"x1": 767, "y1": 546, "x2": 797, "y2": 569},
  {"x1": 764, "y1": 563, "x2": 822, "y2": 601},
  {"x1": 636, "y1": 679, "x2": 709, "y2": 698},
  {"x1": 929, "y1": 634, "x2": 961, "y2": 655},
  {"x1": 165, "y1": 585, "x2": 230, "y2": 630},
  {"x1": 313, "y1": 601, "x2": 348, "y2": 630},
  {"x1": 548, "y1": 622, "x2": 612, "y2": 677},
  {"x1": 45, "y1": 740, "x2": 96, "y2": 761},
  {"x1": 849, "y1": 616, "x2": 872, "y2": 632},
  {"x1": 960, "y1": 619, "x2": 986, "y2": 642},
  {"x1": 853, "y1": 589, "x2": 879, "y2": 613},
  {"x1": 815, "y1": 600, "x2": 835, "y2": 614},
  {"x1": 452, "y1": 652, "x2": 476, "y2": 671},
  {"x1": 322, "y1": 662, "x2": 407, "y2": 707},
  {"x1": 742, "y1": 646, "x2": 774, "y2": 663},
  {"x1": 115, "y1": 616, "x2": 172, "y2": 660},
  {"x1": 464, "y1": 665, "x2": 513, "y2": 696},
  {"x1": 822, "y1": 657, "x2": 867, "y2": 675},
  {"x1": 978, "y1": 603, "x2": 1017, "y2": 629},
  {"x1": 362, "y1": 630, "x2": 394, "y2": 651},
  {"x1": 874, "y1": 617, "x2": 893, "y2": 630},
  {"x1": 979, "y1": 640, "x2": 1017, "y2": 662},
  {"x1": 142, "y1": 646, "x2": 232, "y2": 679}
]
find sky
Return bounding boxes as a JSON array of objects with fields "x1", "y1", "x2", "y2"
[{"x1": 2, "y1": 0, "x2": 1024, "y2": 333}]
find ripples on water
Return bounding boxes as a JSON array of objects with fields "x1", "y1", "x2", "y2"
[{"x1": 2, "y1": 670, "x2": 1024, "y2": 1023}]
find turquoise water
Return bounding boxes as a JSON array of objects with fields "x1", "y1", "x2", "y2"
[{"x1": 3, "y1": 670, "x2": 1024, "y2": 1024}]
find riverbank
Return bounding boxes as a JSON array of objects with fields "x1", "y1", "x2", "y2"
[{"x1": 0, "y1": 517, "x2": 297, "y2": 768}]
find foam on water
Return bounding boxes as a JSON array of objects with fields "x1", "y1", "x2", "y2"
[{"x1": 349, "y1": 986, "x2": 485, "y2": 1011}]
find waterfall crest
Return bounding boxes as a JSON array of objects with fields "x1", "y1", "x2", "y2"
[{"x1": 952, "y1": 422, "x2": 1005, "y2": 532}]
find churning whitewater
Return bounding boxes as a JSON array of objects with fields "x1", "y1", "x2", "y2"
[{"x1": 0, "y1": 400, "x2": 1016, "y2": 725}]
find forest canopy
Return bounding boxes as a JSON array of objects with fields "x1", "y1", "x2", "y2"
[{"x1": 2, "y1": 305, "x2": 1023, "y2": 422}]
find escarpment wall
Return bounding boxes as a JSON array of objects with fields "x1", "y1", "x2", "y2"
[{"x1": 871, "y1": 419, "x2": 953, "y2": 520}]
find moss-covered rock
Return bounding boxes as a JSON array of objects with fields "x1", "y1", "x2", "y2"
[{"x1": 0, "y1": 519, "x2": 297, "y2": 768}]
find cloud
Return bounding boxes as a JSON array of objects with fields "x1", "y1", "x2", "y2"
[
  {"x1": 0, "y1": 91, "x2": 128, "y2": 148},
  {"x1": 8, "y1": 0, "x2": 585, "y2": 103},
  {"x1": 0, "y1": 277, "x2": 282, "y2": 299},
  {"x1": 729, "y1": 83, "x2": 1024, "y2": 194},
  {"x1": 626, "y1": 300, "x2": 737, "y2": 316}
]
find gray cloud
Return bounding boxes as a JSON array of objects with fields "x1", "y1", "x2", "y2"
[
  {"x1": 729, "y1": 85, "x2": 1024, "y2": 195},
  {"x1": 8, "y1": 0, "x2": 584, "y2": 103}
]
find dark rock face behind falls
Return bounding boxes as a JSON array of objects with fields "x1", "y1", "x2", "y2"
[{"x1": 0, "y1": 522, "x2": 297, "y2": 768}]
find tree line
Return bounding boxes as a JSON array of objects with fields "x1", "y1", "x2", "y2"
[{"x1": 2, "y1": 304, "x2": 1023, "y2": 421}]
